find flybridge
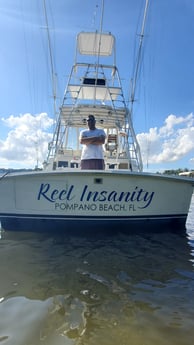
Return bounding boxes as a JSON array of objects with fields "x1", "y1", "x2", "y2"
[{"x1": 46, "y1": 28, "x2": 143, "y2": 172}]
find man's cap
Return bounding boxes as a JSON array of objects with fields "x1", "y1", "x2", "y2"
[{"x1": 87, "y1": 114, "x2": 96, "y2": 122}]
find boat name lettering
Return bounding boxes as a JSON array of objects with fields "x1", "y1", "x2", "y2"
[
  {"x1": 37, "y1": 183, "x2": 75, "y2": 202},
  {"x1": 37, "y1": 183, "x2": 154, "y2": 208},
  {"x1": 80, "y1": 185, "x2": 154, "y2": 208}
]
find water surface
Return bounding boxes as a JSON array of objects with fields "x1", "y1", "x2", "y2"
[{"x1": 0, "y1": 197, "x2": 194, "y2": 345}]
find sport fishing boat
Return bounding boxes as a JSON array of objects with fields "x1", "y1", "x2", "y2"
[{"x1": 0, "y1": 0, "x2": 193, "y2": 232}]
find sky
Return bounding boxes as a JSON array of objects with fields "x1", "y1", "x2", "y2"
[{"x1": 0, "y1": 0, "x2": 194, "y2": 172}]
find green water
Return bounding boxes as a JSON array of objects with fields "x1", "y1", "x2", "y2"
[{"x1": 0, "y1": 200, "x2": 194, "y2": 344}]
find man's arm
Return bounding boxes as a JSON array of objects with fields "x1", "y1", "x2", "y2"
[{"x1": 80, "y1": 135, "x2": 105, "y2": 145}]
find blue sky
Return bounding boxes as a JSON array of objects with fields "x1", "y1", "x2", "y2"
[{"x1": 0, "y1": 0, "x2": 194, "y2": 171}]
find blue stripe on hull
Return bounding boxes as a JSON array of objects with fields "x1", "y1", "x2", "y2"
[{"x1": 0, "y1": 213, "x2": 187, "y2": 232}]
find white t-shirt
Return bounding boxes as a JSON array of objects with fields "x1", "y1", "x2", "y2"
[{"x1": 80, "y1": 128, "x2": 106, "y2": 160}]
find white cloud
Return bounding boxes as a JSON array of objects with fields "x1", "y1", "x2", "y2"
[
  {"x1": 1, "y1": 112, "x2": 194, "y2": 170},
  {"x1": 137, "y1": 113, "x2": 194, "y2": 166},
  {"x1": 0, "y1": 113, "x2": 54, "y2": 168}
]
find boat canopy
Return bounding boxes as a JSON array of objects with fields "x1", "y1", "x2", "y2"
[
  {"x1": 60, "y1": 105, "x2": 127, "y2": 128},
  {"x1": 77, "y1": 32, "x2": 115, "y2": 56}
]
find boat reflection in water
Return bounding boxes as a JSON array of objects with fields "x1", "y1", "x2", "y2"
[{"x1": 0, "y1": 211, "x2": 194, "y2": 345}]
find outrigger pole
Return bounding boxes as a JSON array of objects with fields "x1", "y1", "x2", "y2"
[{"x1": 129, "y1": 0, "x2": 149, "y2": 111}]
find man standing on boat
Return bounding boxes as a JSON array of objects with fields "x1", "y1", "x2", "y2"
[{"x1": 79, "y1": 114, "x2": 106, "y2": 170}]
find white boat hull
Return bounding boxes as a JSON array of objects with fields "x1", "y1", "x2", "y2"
[{"x1": 0, "y1": 171, "x2": 193, "y2": 232}]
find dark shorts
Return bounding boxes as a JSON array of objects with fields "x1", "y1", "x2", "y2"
[{"x1": 80, "y1": 159, "x2": 105, "y2": 170}]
